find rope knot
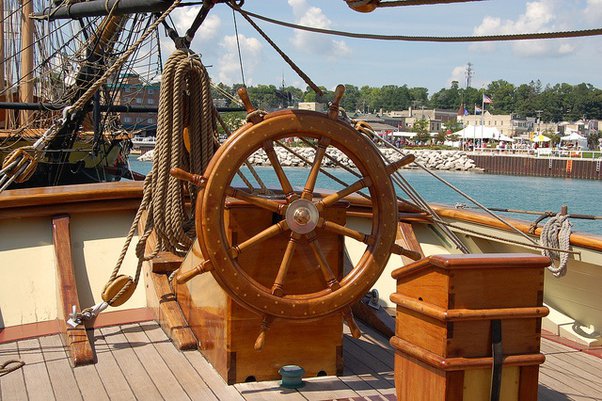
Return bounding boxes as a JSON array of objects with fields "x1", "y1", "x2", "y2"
[{"x1": 540, "y1": 213, "x2": 572, "y2": 277}]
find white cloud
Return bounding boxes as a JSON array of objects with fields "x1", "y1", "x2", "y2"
[
  {"x1": 287, "y1": 0, "x2": 351, "y2": 58},
  {"x1": 217, "y1": 34, "x2": 262, "y2": 85},
  {"x1": 448, "y1": 66, "x2": 466, "y2": 87},
  {"x1": 470, "y1": 0, "x2": 576, "y2": 57},
  {"x1": 170, "y1": 8, "x2": 221, "y2": 44},
  {"x1": 584, "y1": 0, "x2": 602, "y2": 23}
]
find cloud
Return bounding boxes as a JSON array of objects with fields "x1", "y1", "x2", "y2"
[
  {"x1": 447, "y1": 66, "x2": 466, "y2": 87},
  {"x1": 170, "y1": 8, "x2": 221, "y2": 42},
  {"x1": 470, "y1": 0, "x2": 576, "y2": 57},
  {"x1": 287, "y1": 0, "x2": 351, "y2": 58},
  {"x1": 584, "y1": 0, "x2": 602, "y2": 23},
  {"x1": 217, "y1": 34, "x2": 262, "y2": 85}
]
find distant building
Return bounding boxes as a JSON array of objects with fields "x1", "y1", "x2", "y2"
[
  {"x1": 385, "y1": 107, "x2": 457, "y2": 133},
  {"x1": 110, "y1": 73, "x2": 160, "y2": 137},
  {"x1": 459, "y1": 111, "x2": 533, "y2": 137},
  {"x1": 298, "y1": 102, "x2": 325, "y2": 112}
]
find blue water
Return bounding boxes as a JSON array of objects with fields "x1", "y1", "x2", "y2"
[{"x1": 128, "y1": 158, "x2": 602, "y2": 236}]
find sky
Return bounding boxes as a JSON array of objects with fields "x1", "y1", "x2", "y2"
[{"x1": 161, "y1": 0, "x2": 602, "y2": 96}]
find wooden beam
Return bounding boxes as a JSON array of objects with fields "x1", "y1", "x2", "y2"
[
  {"x1": 52, "y1": 214, "x2": 95, "y2": 366},
  {"x1": 146, "y1": 271, "x2": 198, "y2": 350},
  {"x1": 396, "y1": 222, "x2": 425, "y2": 265}
]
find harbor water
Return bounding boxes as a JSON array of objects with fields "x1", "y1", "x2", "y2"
[{"x1": 128, "y1": 158, "x2": 602, "y2": 236}]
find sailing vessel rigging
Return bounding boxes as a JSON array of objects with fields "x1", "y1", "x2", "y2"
[{"x1": 0, "y1": 2, "x2": 601, "y2": 400}]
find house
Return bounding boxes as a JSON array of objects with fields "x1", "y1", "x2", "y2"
[{"x1": 459, "y1": 111, "x2": 533, "y2": 137}]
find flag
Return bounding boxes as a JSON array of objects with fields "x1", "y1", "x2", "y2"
[
  {"x1": 483, "y1": 94, "x2": 493, "y2": 104},
  {"x1": 475, "y1": 105, "x2": 482, "y2": 114},
  {"x1": 463, "y1": 108, "x2": 469, "y2": 116}
]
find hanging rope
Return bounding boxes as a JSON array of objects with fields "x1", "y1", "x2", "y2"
[
  {"x1": 235, "y1": 6, "x2": 602, "y2": 43},
  {"x1": 540, "y1": 214, "x2": 573, "y2": 277},
  {"x1": 75, "y1": 50, "x2": 217, "y2": 318}
]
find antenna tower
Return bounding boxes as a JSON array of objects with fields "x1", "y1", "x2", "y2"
[{"x1": 465, "y1": 62, "x2": 473, "y2": 88}]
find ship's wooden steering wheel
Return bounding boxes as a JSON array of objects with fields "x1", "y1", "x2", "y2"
[{"x1": 179, "y1": 86, "x2": 416, "y2": 347}]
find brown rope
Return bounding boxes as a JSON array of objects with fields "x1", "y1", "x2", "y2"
[
  {"x1": 103, "y1": 50, "x2": 217, "y2": 306},
  {"x1": 236, "y1": 6, "x2": 602, "y2": 43},
  {"x1": 377, "y1": 0, "x2": 485, "y2": 7}
]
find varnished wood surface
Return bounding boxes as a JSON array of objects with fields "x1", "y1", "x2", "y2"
[
  {"x1": 51, "y1": 215, "x2": 95, "y2": 367},
  {"x1": 0, "y1": 321, "x2": 599, "y2": 400},
  {"x1": 431, "y1": 203, "x2": 602, "y2": 252},
  {"x1": 0, "y1": 181, "x2": 144, "y2": 209}
]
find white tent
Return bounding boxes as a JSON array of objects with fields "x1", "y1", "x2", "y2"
[
  {"x1": 561, "y1": 131, "x2": 587, "y2": 149},
  {"x1": 453, "y1": 126, "x2": 505, "y2": 140},
  {"x1": 391, "y1": 131, "x2": 416, "y2": 138}
]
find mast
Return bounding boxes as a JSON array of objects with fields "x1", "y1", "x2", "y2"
[
  {"x1": 19, "y1": 0, "x2": 34, "y2": 125},
  {"x1": 0, "y1": 0, "x2": 5, "y2": 129}
]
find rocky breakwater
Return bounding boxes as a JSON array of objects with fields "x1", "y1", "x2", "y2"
[{"x1": 246, "y1": 147, "x2": 477, "y2": 171}]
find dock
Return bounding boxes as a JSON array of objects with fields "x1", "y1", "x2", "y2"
[{"x1": 470, "y1": 153, "x2": 602, "y2": 180}]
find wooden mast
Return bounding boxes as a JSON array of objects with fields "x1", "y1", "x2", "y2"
[
  {"x1": 19, "y1": 0, "x2": 34, "y2": 125},
  {"x1": 0, "y1": 0, "x2": 5, "y2": 129}
]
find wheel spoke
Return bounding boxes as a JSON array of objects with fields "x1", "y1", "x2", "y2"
[
  {"x1": 306, "y1": 231, "x2": 340, "y2": 290},
  {"x1": 271, "y1": 233, "x2": 300, "y2": 296},
  {"x1": 263, "y1": 140, "x2": 296, "y2": 201},
  {"x1": 226, "y1": 187, "x2": 286, "y2": 215},
  {"x1": 230, "y1": 220, "x2": 289, "y2": 258},
  {"x1": 301, "y1": 137, "x2": 330, "y2": 200},
  {"x1": 316, "y1": 177, "x2": 372, "y2": 211},
  {"x1": 319, "y1": 219, "x2": 373, "y2": 245}
]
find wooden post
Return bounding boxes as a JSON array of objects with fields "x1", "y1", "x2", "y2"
[
  {"x1": 19, "y1": 0, "x2": 34, "y2": 125},
  {"x1": 52, "y1": 215, "x2": 95, "y2": 366}
]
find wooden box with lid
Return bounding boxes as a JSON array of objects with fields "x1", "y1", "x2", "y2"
[{"x1": 390, "y1": 253, "x2": 550, "y2": 401}]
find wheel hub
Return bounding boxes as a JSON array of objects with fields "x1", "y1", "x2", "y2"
[{"x1": 286, "y1": 199, "x2": 319, "y2": 234}]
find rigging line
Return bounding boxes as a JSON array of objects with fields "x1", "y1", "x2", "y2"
[
  {"x1": 232, "y1": 7, "x2": 246, "y2": 87},
  {"x1": 376, "y1": 0, "x2": 485, "y2": 7},
  {"x1": 228, "y1": 2, "x2": 323, "y2": 97},
  {"x1": 235, "y1": 7, "x2": 602, "y2": 43}
]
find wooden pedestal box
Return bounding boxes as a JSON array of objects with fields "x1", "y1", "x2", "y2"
[
  {"x1": 390, "y1": 253, "x2": 550, "y2": 401},
  {"x1": 176, "y1": 200, "x2": 346, "y2": 384}
]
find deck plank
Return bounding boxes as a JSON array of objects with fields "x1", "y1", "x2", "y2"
[
  {"x1": 297, "y1": 376, "x2": 358, "y2": 401},
  {"x1": 91, "y1": 329, "x2": 137, "y2": 401},
  {"x1": 119, "y1": 323, "x2": 191, "y2": 401},
  {"x1": 38, "y1": 335, "x2": 85, "y2": 401},
  {"x1": 1, "y1": 321, "x2": 601, "y2": 401},
  {"x1": 0, "y1": 342, "x2": 28, "y2": 401},
  {"x1": 99, "y1": 326, "x2": 164, "y2": 401},
  {"x1": 17, "y1": 338, "x2": 56, "y2": 401},
  {"x1": 183, "y1": 348, "x2": 246, "y2": 401},
  {"x1": 141, "y1": 322, "x2": 220, "y2": 401},
  {"x1": 234, "y1": 380, "x2": 307, "y2": 401}
]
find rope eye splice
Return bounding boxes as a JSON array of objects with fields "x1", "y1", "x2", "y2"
[{"x1": 540, "y1": 211, "x2": 573, "y2": 278}]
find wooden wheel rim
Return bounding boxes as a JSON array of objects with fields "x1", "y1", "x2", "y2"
[{"x1": 197, "y1": 110, "x2": 398, "y2": 319}]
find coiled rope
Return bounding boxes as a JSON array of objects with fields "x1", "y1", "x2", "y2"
[
  {"x1": 83, "y1": 49, "x2": 216, "y2": 314},
  {"x1": 0, "y1": 360, "x2": 24, "y2": 377},
  {"x1": 540, "y1": 214, "x2": 572, "y2": 277}
]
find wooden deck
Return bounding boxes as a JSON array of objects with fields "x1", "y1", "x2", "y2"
[{"x1": 1, "y1": 321, "x2": 601, "y2": 401}]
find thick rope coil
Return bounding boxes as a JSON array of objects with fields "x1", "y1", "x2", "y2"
[
  {"x1": 80, "y1": 50, "x2": 217, "y2": 313},
  {"x1": 540, "y1": 214, "x2": 572, "y2": 277}
]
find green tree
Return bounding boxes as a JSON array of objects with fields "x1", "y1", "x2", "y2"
[
  {"x1": 413, "y1": 118, "x2": 430, "y2": 143},
  {"x1": 485, "y1": 80, "x2": 515, "y2": 114}
]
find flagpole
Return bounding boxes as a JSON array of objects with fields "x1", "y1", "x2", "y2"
[
  {"x1": 480, "y1": 94, "x2": 485, "y2": 152},
  {"x1": 471, "y1": 103, "x2": 476, "y2": 151}
]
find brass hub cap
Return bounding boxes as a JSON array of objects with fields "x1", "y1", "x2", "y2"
[{"x1": 286, "y1": 199, "x2": 319, "y2": 234}]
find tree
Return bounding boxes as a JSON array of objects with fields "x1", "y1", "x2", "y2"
[
  {"x1": 413, "y1": 118, "x2": 430, "y2": 143},
  {"x1": 485, "y1": 80, "x2": 515, "y2": 114}
]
